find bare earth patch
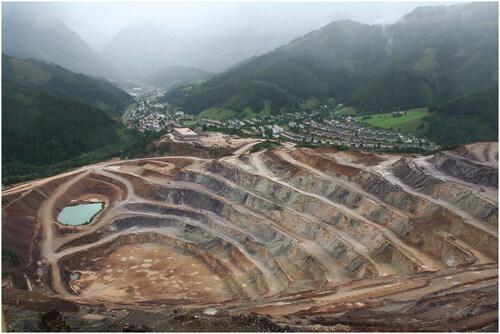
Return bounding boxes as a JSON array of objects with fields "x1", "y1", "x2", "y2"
[{"x1": 69, "y1": 243, "x2": 233, "y2": 303}]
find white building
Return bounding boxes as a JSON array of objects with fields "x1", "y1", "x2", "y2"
[{"x1": 172, "y1": 128, "x2": 199, "y2": 141}]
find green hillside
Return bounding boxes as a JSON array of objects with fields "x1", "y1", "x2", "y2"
[
  {"x1": 2, "y1": 72, "x2": 154, "y2": 186},
  {"x1": 355, "y1": 109, "x2": 429, "y2": 129},
  {"x1": 164, "y1": 2, "x2": 497, "y2": 145},
  {"x1": 166, "y1": 78, "x2": 294, "y2": 117},
  {"x1": 349, "y1": 70, "x2": 443, "y2": 112},
  {"x1": 2, "y1": 54, "x2": 134, "y2": 116},
  {"x1": 2, "y1": 79, "x2": 120, "y2": 165},
  {"x1": 198, "y1": 107, "x2": 236, "y2": 120},
  {"x1": 423, "y1": 85, "x2": 498, "y2": 145}
]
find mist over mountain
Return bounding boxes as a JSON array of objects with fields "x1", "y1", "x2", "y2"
[
  {"x1": 2, "y1": 4, "x2": 499, "y2": 330},
  {"x1": 138, "y1": 65, "x2": 213, "y2": 91},
  {"x1": 101, "y1": 23, "x2": 176, "y2": 75},
  {"x1": 2, "y1": 3, "x2": 122, "y2": 80},
  {"x1": 1, "y1": 1, "x2": 498, "y2": 147},
  {"x1": 5, "y1": 1, "x2": 480, "y2": 86},
  {"x1": 101, "y1": 22, "x2": 307, "y2": 74},
  {"x1": 162, "y1": 2, "x2": 497, "y2": 145},
  {"x1": 166, "y1": 3, "x2": 497, "y2": 115}
]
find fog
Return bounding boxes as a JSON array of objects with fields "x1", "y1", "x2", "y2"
[
  {"x1": 3, "y1": 1, "x2": 460, "y2": 75},
  {"x1": 29, "y1": 2, "x2": 444, "y2": 52}
]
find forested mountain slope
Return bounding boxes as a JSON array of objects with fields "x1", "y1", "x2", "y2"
[
  {"x1": 2, "y1": 58, "x2": 141, "y2": 185},
  {"x1": 2, "y1": 79, "x2": 121, "y2": 167},
  {"x1": 165, "y1": 2, "x2": 497, "y2": 126},
  {"x1": 2, "y1": 55, "x2": 134, "y2": 116},
  {"x1": 424, "y1": 84, "x2": 498, "y2": 145}
]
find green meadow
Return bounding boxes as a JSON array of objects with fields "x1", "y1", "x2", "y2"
[{"x1": 355, "y1": 108, "x2": 429, "y2": 132}]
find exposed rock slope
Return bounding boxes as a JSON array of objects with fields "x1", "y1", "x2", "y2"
[{"x1": 2, "y1": 143, "x2": 498, "y2": 331}]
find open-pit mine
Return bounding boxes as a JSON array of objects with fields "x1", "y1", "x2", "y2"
[{"x1": 2, "y1": 141, "x2": 498, "y2": 331}]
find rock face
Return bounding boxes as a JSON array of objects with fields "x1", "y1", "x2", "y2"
[
  {"x1": 2, "y1": 143, "x2": 498, "y2": 331},
  {"x1": 430, "y1": 142, "x2": 498, "y2": 187},
  {"x1": 392, "y1": 157, "x2": 498, "y2": 224}
]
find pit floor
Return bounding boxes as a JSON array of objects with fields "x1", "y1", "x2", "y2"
[{"x1": 69, "y1": 243, "x2": 233, "y2": 303}]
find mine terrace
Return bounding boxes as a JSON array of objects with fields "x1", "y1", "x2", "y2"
[{"x1": 2, "y1": 141, "x2": 497, "y2": 331}]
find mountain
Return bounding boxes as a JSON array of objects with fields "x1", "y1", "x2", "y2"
[
  {"x1": 2, "y1": 4, "x2": 122, "y2": 80},
  {"x1": 2, "y1": 78, "x2": 121, "y2": 168},
  {"x1": 424, "y1": 84, "x2": 498, "y2": 145},
  {"x1": 351, "y1": 3, "x2": 498, "y2": 111},
  {"x1": 1, "y1": 57, "x2": 142, "y2": 185},
  {"x1": 101, "y1": 23, "x2": 175, "y2": 75},
  {"x1": 2, "y1": 55, "x2": 134, "y2": 116},
  {"x1": 101, "y1": 22, "x2": 309, "y2": 74},
  {"x1": 165, "y1": 2, "x2": 498, "y2": 128},
  {"x1": 138, "y1": 65, "x2": 213, "y2": 91}
]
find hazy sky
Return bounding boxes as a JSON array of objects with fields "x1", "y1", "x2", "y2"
[{"x1": 5, "y1": 1, "x2": 463, "y2": 52}]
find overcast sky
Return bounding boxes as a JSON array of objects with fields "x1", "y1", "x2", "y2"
[{"x1": 3, "y1": 1, "x2": 464, "y2": 52}]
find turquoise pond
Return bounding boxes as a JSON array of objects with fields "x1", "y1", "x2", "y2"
[{"x1": 57, "y1": 203, "x2": 103, "y2": 226}]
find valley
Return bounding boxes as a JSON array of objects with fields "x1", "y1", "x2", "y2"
[
  {"x1": 1, "y1": 2, "x2": 498, "y2": 332},
  {"x1": 121, "y1": 85, "x2": 439, "y2": 152},
  {"x1": 164, "y1": 2, "x2": 498, "y2": 146},
  {"x1": 3, "y1": 141, "x2": 497, "y2": 331}
]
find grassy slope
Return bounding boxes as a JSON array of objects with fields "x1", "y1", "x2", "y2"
[
  {"x1": 395, "y1": 114, "x2": 431, "y2": 133},
  {"x1": 198, "y1": 107, "x2": 236, "y2": 120},
  {"x1": 300, "y1": 97, "x2": 322, "y2": 110},
  {"x1": 260, "y1": 100, "x2": 272, "y2": 117},
  {"x1": 355, "y1": 108, "x2": 428, "y2": 129},
  {"x1": 240, "y1": 100, "x2": 273, "y2": 119},
  {"x1": 199, "y1": 99, "x2": 274, "y2": 120},
  {"x1": 334, "y1": 106, "x2": 358, "y2": 115},
  {"x1": 240, "y1": 107, "x2": 256, "y2": 119}
]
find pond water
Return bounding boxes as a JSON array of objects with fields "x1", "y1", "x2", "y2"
[{"x1": 57, "y1": 203, "x2": 103, "y2": 226}]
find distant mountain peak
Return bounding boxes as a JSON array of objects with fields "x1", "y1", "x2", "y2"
[
  {"x1": 397, "y1": 5, "x2": 449, "y2": 25},
  {"x1": 397, "y1": 2, "x2": 497, "y2": 26},
  {"x1": 2, "y1": 7, "x2": 123, "y2": 80},
  {"x1": 164, "y1": 1, "x2": 497, "y2": 146}
]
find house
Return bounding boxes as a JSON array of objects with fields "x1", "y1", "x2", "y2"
[
  {"x1": 172, "y1": 128, "x2": 199, "y2": 141},
  {"x1": 392, "y1": 111, "x2": 404, "y2": 117},
  {"x1": 272, "y1": 124, "x2": 283, "y2": 135}
]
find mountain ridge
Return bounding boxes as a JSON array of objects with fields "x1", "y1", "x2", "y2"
[
  {"x1": 2, "y1": 54, "x2": 134, "y2": 116},
  {"x1": 137, "y1": 65, "x2": 214, "y2": 91},
  {"x1": 163, "y1": 2, "x2": 497, "y2": 145},
  {"x1": 2, "y1": 5, "x2": 123, "y2": 80}
]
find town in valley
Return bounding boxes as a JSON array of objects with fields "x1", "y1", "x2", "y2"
[{"x1": 124, "y1": 83, "x2": 440, "y2": 152}]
